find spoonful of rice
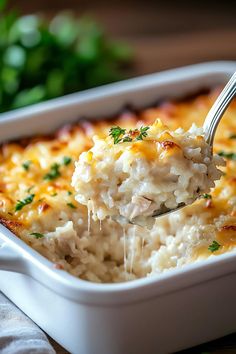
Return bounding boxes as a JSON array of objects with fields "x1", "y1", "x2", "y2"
[{"x1": 72, "y1": 72, "x2": 236, "y2": 228}]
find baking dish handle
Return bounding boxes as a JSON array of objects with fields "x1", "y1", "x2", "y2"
[{"x1": 0, "y1": 242, "x2": 26, "y2": 274}]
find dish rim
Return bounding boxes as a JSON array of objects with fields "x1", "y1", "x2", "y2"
[{"x1": 1, "y1": 60, "x2": 236, "y2": 124}]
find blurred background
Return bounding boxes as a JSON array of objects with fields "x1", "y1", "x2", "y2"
[{"x1": 0, "y1": 0, "x2": 235, "y2": 112}]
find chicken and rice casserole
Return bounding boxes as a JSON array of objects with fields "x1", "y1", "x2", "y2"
[
  {"x1": 72, "y1": 119, "x2": 223, "y2": 227},
  {"x1": 0, "y1": 88, "x2": 236, "y2": 283}
]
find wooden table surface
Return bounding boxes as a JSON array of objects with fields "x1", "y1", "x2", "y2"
[{"x1": 9, "y1": 1, "x2": 236, "y2": 353}]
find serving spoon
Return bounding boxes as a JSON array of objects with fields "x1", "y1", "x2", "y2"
[{"x1": 152, "y1": 71, "x2": 236, "y2": 219}]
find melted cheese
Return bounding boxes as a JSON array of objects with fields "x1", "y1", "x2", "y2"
[{"x1": 130, "y1": 141, "x2": 158, "y2": 160}]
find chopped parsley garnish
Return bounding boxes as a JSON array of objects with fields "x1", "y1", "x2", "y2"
[
  {"x1": 22, "y1": 160, "x2": 32, "y2": 171},
  {"x1": 208, "y1": 240, "x2": 221, "y2": 252},
  {"x1": 109, "y1": 126, "x2": 126, "y2": 144},
  {"x1": 67, "y1": 202, "x2": 76, "y2": 209},
  {"x1": 202, "y1": 194, "x2": 212, "y2": 199},
  {"x1": 67, "y1": 191, "x2": 73, "y2": 195},
  {"x1": 136, "y1": 126, "x2": 150, "y2": 141},
  {"x1": 218, "y1": 151, "x2": 236, "y2": 160},
  {"x1": 43, "y1": 163, "x2": 61, "y2": 181},
  {"x1": 109, "y1": 125, "x2": 150, "y2": 144},
  {"x1": 229, "y1": 134, "x2": 236, "y2": 140},
  {"x1": 62, "y1": 156, "x2": 72, "y2": 166},
  {"x1": 51, "y1": 192, "x2": 58, "y2": 197},
  {"x1": 43, "y1": 158, "x2": 71, "y2": 181},
  {"x1": 30, "y1": 232, "x2": 44, "y2": 239},
  {"x1": 15, "y1": 194, "x2": 35, "y2": 211}
]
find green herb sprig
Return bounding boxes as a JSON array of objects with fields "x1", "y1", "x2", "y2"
[
  {"x1": 22, "y1": 160, "x2": 32, "y2": 171},
  {"x1": 51, "y1": 192, "x2": 58, "y2": 197},
  {"x1": 218, "y1": 151, "x2": 236, "y2": 160},
  {"x1": 136, "y1": 126, "x2": 150, "y2": 141},
  {"x1": 109, "y1": 125, "x2": 150, "y2": 144},
  {"x1": 208, "y1": 240, "x2": 221, "y2": 252},
  {"x1": 30, "y1": 232, "x2": 44, "y2": 239},
  {"x1": 62, "y1": 156, "x2": 72, "y2": 166},
  {"x1": 15, "y1": 194, "x2": 35, "y2": 211},
  {"x1": 109, "y1": 127, "x2": 126, "y2": 144},
  {"x1": 0, "y1": 5, "x2": 132, "y2": 113},
  {"x1": 202, "y1": 194, "x2": 212, "y2": 199},
  {"x1": 43, "y1": 157, "x2": 73, "y2": 181},
  {"x1": 67, "y1": 202, "x2": 76, "y2": 209},
  {"x1": 43, "y1": 163, "x2": 61, "y2": 181}
]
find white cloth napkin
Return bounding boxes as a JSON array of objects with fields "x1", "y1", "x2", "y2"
[{"x1": 0, "y1": 292, "x2": 55, "y2": 354}]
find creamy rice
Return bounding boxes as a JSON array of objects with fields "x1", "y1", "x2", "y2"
[{"x1": 72, "y1": 119, "x2": 224, "y2": 227}]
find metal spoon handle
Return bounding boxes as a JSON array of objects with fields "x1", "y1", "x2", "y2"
[{"x1": 203, "y1": 72, "x2": 236, "y2": 146}]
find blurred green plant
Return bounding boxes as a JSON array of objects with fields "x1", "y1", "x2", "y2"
[{"x1": 0, "y1": 4, "x2": 132, "y2": 112}]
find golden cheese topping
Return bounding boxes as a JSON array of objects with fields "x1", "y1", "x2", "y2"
[
  {"x1": 90, "y1": 119, "x2": 187, "y2": 164},
  {"x1": 1, "y1": 88, "x2": 236, "y2": 258},
  {"x1": 128, "y1": 120, "x2": 183, "y2": 161}
]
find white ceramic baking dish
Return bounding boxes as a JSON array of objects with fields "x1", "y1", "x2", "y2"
[{"x1": 0, "y1": 61, "x2": 236, "y2": 354}]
